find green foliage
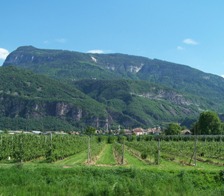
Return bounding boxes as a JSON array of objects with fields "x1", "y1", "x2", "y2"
[
  {"x1": 75, "y1": 79, "x2": 203, "y2": 128},
  {"x1": 107, "y1": 136, "x2": 116, "y2": 144},
  {"x1": 141, "y1": 151, "x2": 147, "y2": 159},
  {"x1": 220, "y1": 170, "x2": 224, "y2": 182},
  {"x1": 0, "y1": 134, "x2": 89, "y2": 163},
  {"x1": 3, "y1": 46, "x2": 224, "y2": 130},
  {"x1": 113, "y1": 142, "x2": 124, "y2": 164},
  {"x1": 0, "y1": 66, "x2": 107, "y2": 130},
  {"x1": 193, "y1": 111, "x2": 223, "y2": 135},
  {"x1": 84, "y1": 126, "x2": 96, "y2": 135},
  {"x1": 0, "y1": 116, "x2": 74, "y2": 131},
  {"x1": 5, "y1": 46, "x2": 224, "y2": 114},
  {"x1": 97, "y1": 135, "x2": 104, "y2": 143},
  {"x1": 45, "y1": 148, "x2": 55, "y2": 163},
  {"x1": 117, "y1": 135, "x2": 126, "y2": 143},
  {"x1": 0, "y1": 167, "x2": 223, "y2": 195},
  {"x1": 165, "y1": 123, "x2": 182, "y2": 135}
]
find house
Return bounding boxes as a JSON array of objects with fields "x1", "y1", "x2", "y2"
[
  {"x1": 146, "y1": 128, "x2": 154, "y2": 135},
  {"x1": 8, "y1": 130, "x2": 23, "y2": 135},
  {"x1": 147, "y1": 127, "x2": 162, "y2": 135},
  {"x1": 69, "y1": 131, "x2": 80, "y2": 135},
  {"x1": 181, "y1": 129, "x2": 192, "y2": 135},
  {"x1": 95, "y1": 130, "x2": 102, "y2": 134},
  {"x1": 133, "y1": 128, "x2": 144, "y2": 136},
  {"x1": 124, "y1": 129, "x2": 133, "y2": 136},
  {"x1": 32, "y1": 130, "x2": 42, "y2": 135},
  {"x1": 54, "y1": 131, "x2": 67, "y2": 135}
]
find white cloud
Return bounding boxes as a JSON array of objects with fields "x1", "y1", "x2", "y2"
[
  {"x1": 55, "y1": 38, "x2": 67, "y2": 44},
  {"x1": 87, "y1": 49, "x2": 104, "y2": 54},
  {"x1": 0, "y1": 48, "x2": 9, "y2": 60},
  {"x1": 221, "y1": 75, "x2": 224, "y2": 78},
  {"x1": 177, "y1": 46, "x2": 184, "y2": 50},
  {"x1": 183, "y1": 38, "x2": 198, "y2": 45}
]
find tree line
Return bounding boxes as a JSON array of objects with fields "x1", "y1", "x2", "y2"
[{"x1": 165, "y1": 111, "x2": 224, "y2": 135}]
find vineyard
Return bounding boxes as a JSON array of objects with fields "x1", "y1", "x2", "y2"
[
  {"x1": 0, "y1": 134, "x2": 223, "y2": 195},
  {"x1": 0, "y1": 134, "x2": 223, "y2": 169}
]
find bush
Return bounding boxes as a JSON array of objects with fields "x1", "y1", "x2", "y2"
[
  {"x1": 107, "y1": 136, "x2": 115, "y2": 144},
  {"x1": 219, "y1": 170, "x2": 224, "y2": 182},
  {"x1": 141, "y1": 152, "x2": 147, "y2": 159}
]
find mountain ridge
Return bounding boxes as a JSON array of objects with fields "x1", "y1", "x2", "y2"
[
  {"x1": 2, "y1": 46, "x2": 224, "y2": 130},
  {"x1": 4, "y1": 46, "x2": 224, "y2": 109}
]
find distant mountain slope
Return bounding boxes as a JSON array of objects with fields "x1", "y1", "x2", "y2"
[
  {"x1": 3, "y1": 46, "x2": 119, "y2": 80},
  {"x1": 1, "y1": 66, "x2": 202, "y2": 130},
  {"x1": 4, "y1": 46, "x2": 224, "y2": 104},
  {"x1": 3, "y1": 46, "x2": 224, "y2": 129},
  {"x1": 74, "y1": 79, "x2": 214, "y2": 127},
  {"x1": 0, "y1": 66, "x2": 107, "y2": 130}
]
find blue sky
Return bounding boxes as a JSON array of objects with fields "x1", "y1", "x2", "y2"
[{"x1": 1, "y1": 0, "x2": 224, "y2": 76}]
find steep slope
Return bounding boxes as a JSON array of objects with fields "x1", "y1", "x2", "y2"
[
  {"x1": 3, "y1": 46, "x2": 224, "y2": 112},
  {"x1": 3, "y1": 46, "x2": 224, "y2": 129},
  {"x1": 136, "y1": 59, "x2": 224, "y2": 106},
  {"x1": 0, "y1": 66, "x2": 107, "y2": 130},
  {"x1": 3, "y1": 46, "x2": 119, "y2": 80},
  {"x1": 74, "y1": 79, "x2": 212, "y2": 127},
  {"x1": 4, "y1": 46, "x2": 224, "y2": 112}
]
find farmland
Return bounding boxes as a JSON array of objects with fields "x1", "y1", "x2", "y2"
[{"x1": 0, "y1": 134, "x2": 223, "y2": 195}]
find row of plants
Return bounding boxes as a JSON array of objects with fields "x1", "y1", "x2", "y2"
[
  {"x1": 87, "y1": 136, "x2": 106, "y2": 164},
  {"x1": 124, "y1": 139, "x2": 224, "y2": 166},
  {"x1": 45, "y1": 134, "x2": 88, "y2": 162},
  {"x1": 160, "y1": 140, "x2": 224, "y2": 161},
  {"x1": 0, "y1": 134, "x2": 46, "y2": 162},
  {"x1": 126, "y1": 134, "x2": 224, "y2": 142},
  {"x1": 0, "y1": 134, "x2": 89, "y2": 163},
  {"x1": 113, "y1": 142, "x2": 125, "y2": 164},
  {"x1": 125, "y1": 140, "x2": 159, "y2": 164},
  {"x1": 0, "y1": 134, "x2": 223, "y2": 165}
]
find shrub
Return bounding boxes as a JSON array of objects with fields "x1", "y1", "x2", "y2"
[{"x1": 141, "y1": 152, "x2": 147, "y2": 159}]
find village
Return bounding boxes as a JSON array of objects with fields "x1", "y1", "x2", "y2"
[{"x1": 0, "y1": 126, "x2": 192, "y2": 136}]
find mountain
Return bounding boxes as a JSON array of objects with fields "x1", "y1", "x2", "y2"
[
  {"x1": 0, "y1": 66, "x2": 107, "y2": 131},
  {"x1": 4, "y1": 46, "x2": 224, "y2": 108},
  {"x1": 0, "y1": 67, "x2": 203, "y2": 130},
  {"x1": 3, "y1": 46, "x2": 224, "y2": 129},
  {"x1": 74, "y1": 79, "x2": 212, "y2": 127}
]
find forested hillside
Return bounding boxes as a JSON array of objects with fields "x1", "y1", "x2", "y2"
[
  {"x1": 2, "y1": 46, "x2": 224, "y2": 130},
  {"x1": 0, "y1": 66, "x2": 107, "y2": 130},
  {"x1": 74, "y1": 79, "x2": 212, "y2": 127}
]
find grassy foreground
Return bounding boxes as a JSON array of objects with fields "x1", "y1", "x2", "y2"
[{"x1": 0, "y1": 164, "x2": 223, "y2": 196}]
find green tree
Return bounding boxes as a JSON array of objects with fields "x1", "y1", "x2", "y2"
[
  {"x1": 84, "y1": 126, "x2": 96, "y2": 136},
  {"x1": 165, "y1": 123, "x2": 181, "y2": 135},
  {"x1": 196, "y1": 111, "x2": 222, "y2": 135},
  {"x1": 119, "y1": 129, "x2": 125, "y2": 135}
]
